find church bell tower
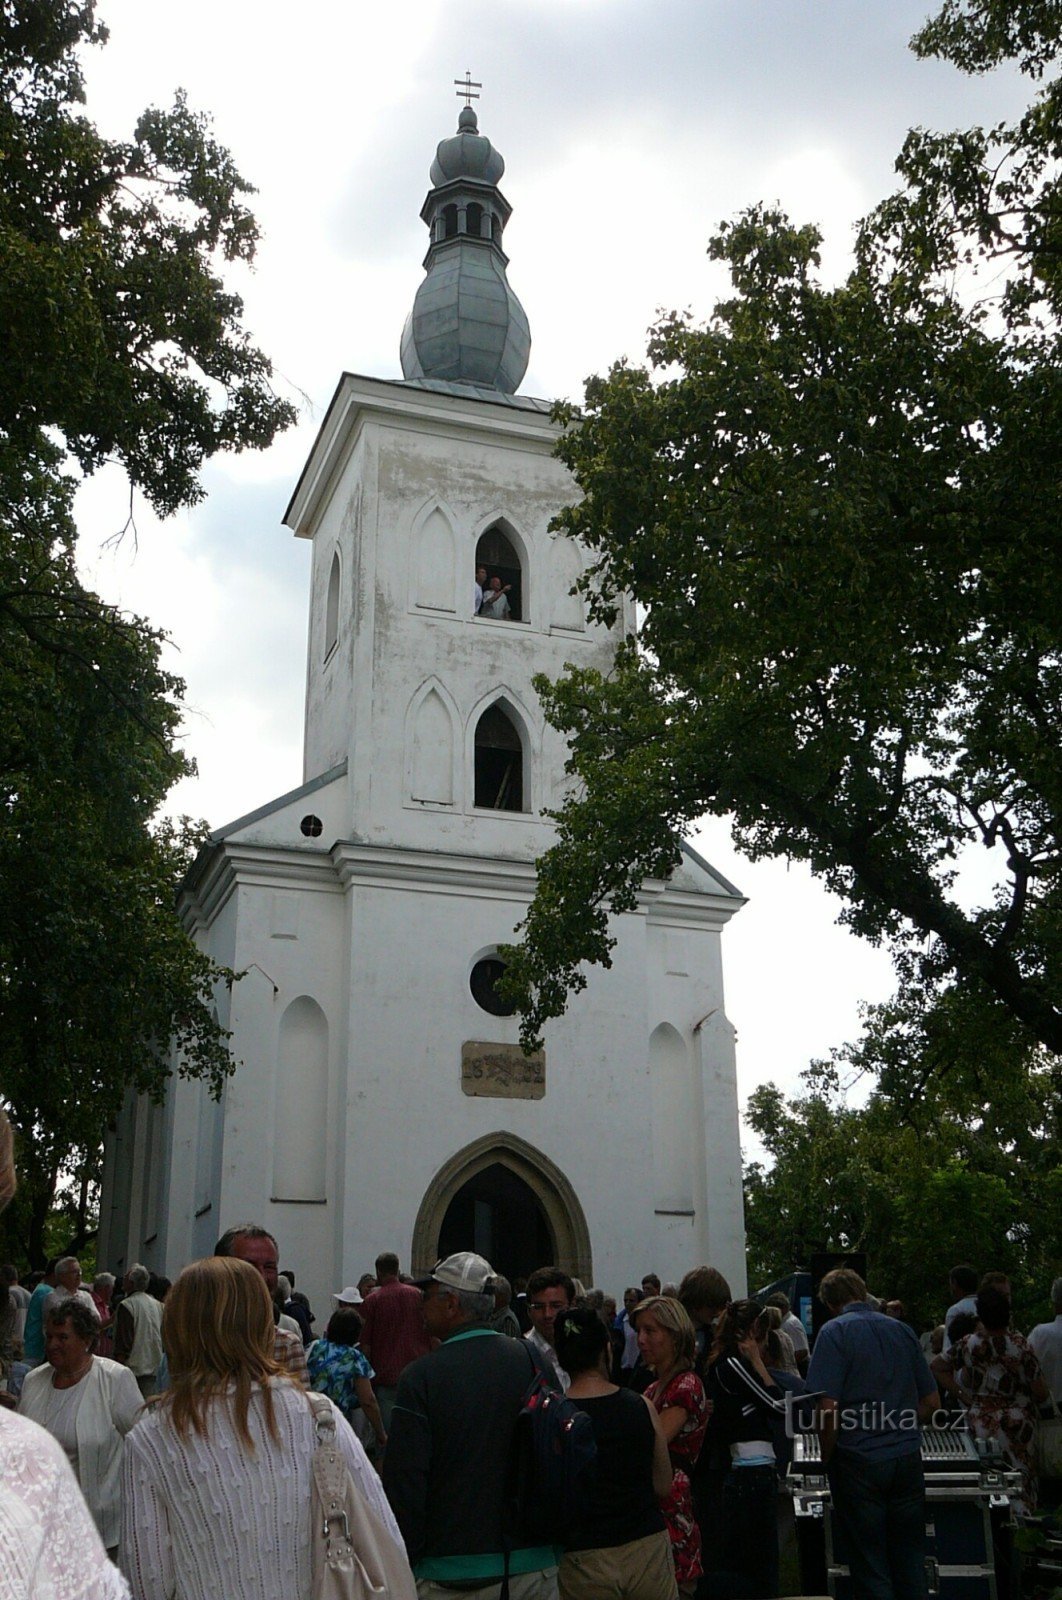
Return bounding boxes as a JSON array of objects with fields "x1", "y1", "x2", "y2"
[{"x1": 290, "y1": 99, "x2": 624, "y2": 868}]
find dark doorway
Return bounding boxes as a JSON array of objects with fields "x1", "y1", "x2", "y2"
[
  {"x1": 438, "y1": 1162, "x2": 554, "y2": 1284},
  {"x1": 476, "y1": 526, "x2": 524, "y2": 622},
  {"x1": 474, "y1": 705, "x2": 525, "y2": 810}
]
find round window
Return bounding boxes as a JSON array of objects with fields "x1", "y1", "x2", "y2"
[
  {"x1": 300, "y1": 814, "x2": 323, "y2": 838},
  {"x1": 470, "y1": 957, "x2": 516, "y2": 1017}
]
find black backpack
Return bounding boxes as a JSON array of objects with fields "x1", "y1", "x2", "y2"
[{"x1": 508, "y1": 1348, "x2": 598, "y2": 1545}]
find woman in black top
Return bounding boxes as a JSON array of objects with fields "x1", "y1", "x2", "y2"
[
  {"x1": 554, "y1": 1308, "x2": 677, "y2": 1600},
  {"x1": 704, "y1": 1299, "x2": 788, "y2": 1599}
]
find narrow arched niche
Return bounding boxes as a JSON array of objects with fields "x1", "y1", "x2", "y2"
[
  {"x1": 414, "y1": 505, "x2": 457, "y2": 612},
  {"x1": 476, "y1": 523, "x2": 526, "y2": 623},
  {"x1": 474, "y1": 702, "x2": 527, "y2": 811},
  {"x1": 324, "y1": 550, "x2": 340, "y2": 660},
  {"x1": 410, "y1": 684, "x2": 456, "y2": 804},
  {"x1": 552, "y1": 538, "x2": 585, "y2": 631},
  {"x1": 273, "y1": 997, "x2": 328, "y2": 1202},
  {"x1": 649, "y1": 1023, "x2": 695, "y2": 1211}
]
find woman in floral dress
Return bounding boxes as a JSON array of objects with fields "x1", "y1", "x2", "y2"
[
  {"x1": 933, "y1": 1284, "x2": 1049, "y2": 1514},
  {"x1": 305, "y1": 1305, "x2": 388, "y2": 1458},
  {"x1": 633, "y1": 1295, "x2": 709, "y2": 1595}
]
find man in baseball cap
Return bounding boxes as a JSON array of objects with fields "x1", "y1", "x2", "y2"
[
  {"x1": 384, "y1": 1252, "x2": 559, "y2": 1597},
  {"x1": 414, "y1": 1251, "x2": 496, "y2": 1295}
]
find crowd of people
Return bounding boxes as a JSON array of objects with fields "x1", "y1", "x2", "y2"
[{"x1": 3, "y1": 1105, "x2": 1061, "y2": 1600}]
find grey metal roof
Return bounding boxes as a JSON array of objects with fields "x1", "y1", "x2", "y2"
[
  {"x1": 393, "y1": 376, "x2": 553, "y2": 413},
  {"x1": 401, "y1": 240, "x2": 530, "y2": 393},
  {"x1": 430, "y1": 105, "x2": 505, "y2": 186},
  {"x1": 401, "y1": 107, "x2": 531, "y2": 394}
]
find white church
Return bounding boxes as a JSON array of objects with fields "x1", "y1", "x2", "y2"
[{"x1": 99, "y1": 100, "x2": 749, "y2": 1311}]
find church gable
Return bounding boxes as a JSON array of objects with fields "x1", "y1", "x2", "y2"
[{"x1": 210, "y1": 762, "x2": 349, "y2": 851}]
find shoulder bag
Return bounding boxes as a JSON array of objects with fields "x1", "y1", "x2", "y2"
[{"x1": 305, "y1": 1390, "x2": 416, "y2": 1600}]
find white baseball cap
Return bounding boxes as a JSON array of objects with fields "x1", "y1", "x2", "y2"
[{"x1": 415, "y1": 1252, "x2": 496, "y2": 1294}]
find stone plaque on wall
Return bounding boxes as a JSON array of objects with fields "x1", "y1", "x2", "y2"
[{"x1": 461, "y1": 1041, "x2": 545, "y2": 1100}]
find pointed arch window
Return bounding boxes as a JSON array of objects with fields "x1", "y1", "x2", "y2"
[
  {"x1": 476, "y1": 524, "x2": 526, "y2": 623},
  {"x1": 324, "y1": 551, "x2": 340, "y2": 661},
  {"x1": 474, "y1": 705, "x2": 527, "y2": 812}
]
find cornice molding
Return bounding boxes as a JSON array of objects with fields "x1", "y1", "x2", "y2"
[
  {"x1": 284, "y1": 373, "x2": 563, "y2": 538},
  {"x1": 180, "y1": 837, "x2": 745, "y2": 933}
]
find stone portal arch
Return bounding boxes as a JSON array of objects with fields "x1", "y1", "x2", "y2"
[{"x1": 412, "y1": 1132, "x2": 592, "y2": 1284}]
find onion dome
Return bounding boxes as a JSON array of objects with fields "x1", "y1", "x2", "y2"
[
  {"x1": 400, "y1": 105, "x2": 530, "y2": 394},
  {"x1": 430, "y1": 105, "x2": 505, "y2": 187}
]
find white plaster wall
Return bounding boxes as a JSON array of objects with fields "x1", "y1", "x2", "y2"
[
  {"x1": 330, "y1": 874, "x2": 732, "y2": 1295},
  {"x1": 213, "y1": 870, "x2": 349, "y2": 1314},
  {"x1": 300, "y1": 398, "x2": 625, "y2": 860},
  {"x1": 644, "y1": 913, "x2": 747, "y2": 1292},
  {"x1": 303, "y1": 438, "x2": 368, "y2": 783}
]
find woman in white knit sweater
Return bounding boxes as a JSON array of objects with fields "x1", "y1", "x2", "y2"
[{"x1": 120, "y1": 1256, "x2": 406, "y2": 1600}]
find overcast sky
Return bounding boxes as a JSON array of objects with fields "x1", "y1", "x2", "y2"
[{"x1": 72, "y1": 1, "x2": 1027, "y2": 1154}]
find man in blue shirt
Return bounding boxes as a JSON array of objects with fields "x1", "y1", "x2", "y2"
[{"x1": 807, "y1": 1268, "x2": 939, "y2": 1600}]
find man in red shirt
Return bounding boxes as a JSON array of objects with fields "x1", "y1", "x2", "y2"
[{"x1": 359, "y1": 1251, "x2": 432, "y2": 1431}]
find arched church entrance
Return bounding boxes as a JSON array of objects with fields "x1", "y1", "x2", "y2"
[
  {"x1": 439, "y1": 1163, "x2": 552, "y2": 1284},
  {"x1": 412, "y1": 1132, "x2": 592, "y2": 1284}
]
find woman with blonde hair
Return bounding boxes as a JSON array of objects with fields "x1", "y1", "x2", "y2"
[
  {"x1": 120, "y1": 1256, "x2": 407, "y2": 1600},
  {"x1": 632, "y1": 1295, "x2": 709, "y2": 1596}
]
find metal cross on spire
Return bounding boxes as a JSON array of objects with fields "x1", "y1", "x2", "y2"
[{"x1": 454, "y1": 71, "x2": 481, "y2": 107}]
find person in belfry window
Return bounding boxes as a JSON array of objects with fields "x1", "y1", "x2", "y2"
[{"x1": 479, "y1": 574, "x2": 511, "y2": 619}]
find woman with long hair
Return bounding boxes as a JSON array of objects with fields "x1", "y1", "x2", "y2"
[
  {"x1": 120, "y1": 1256, "x2": 408, "y2": 1600},
  {"x1": 704, "y1": 1298, "x2": 788, "y2": 1599},
  {"x1": 553, "y1": 1307, "x2": 677, "y2": 1600},
  {"x1": 631, "y1": 1295, "x2": 709, "y2": 1597}
]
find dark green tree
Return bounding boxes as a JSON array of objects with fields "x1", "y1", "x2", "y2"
[
  {"x1": 505, "y1": 0, "x2": 1062, "y2": 1064},
  {"x1": 743, "y1": 981, "x2": 1062, "y2": 1331},
  {"x1": 0, "y1": 0, "x2": 296, "y2": 1263}
]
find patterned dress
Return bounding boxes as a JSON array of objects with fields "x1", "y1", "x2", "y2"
[
  {"x1": 646, "y1": 1368, "x2": 709, "y2": 1586},
  {"x1": 942, "y1": 1329, "x2": 1045, "y2": 1513},
  {"x1": 305, "y1": 1337, "x2": 375, "y2": 1423}
]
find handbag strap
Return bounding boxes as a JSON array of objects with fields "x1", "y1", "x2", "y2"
[{"x1": 307, "y1": 1390, "x2": 356, "y2": 1569}]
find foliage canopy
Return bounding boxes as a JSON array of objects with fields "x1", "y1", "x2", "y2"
[
  {"x1": 0, "y1": 0, "x2": 295, "y2": 1263},
  {"x1": 505, "y1": 0, "x2": 1062, "y2": 1066},
  {"x1": 743, "y1": 977, "x2": 1062, "y2": 1331}
]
